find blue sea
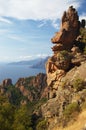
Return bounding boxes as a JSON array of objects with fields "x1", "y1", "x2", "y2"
[{"x1": 0, "y1": 64, "x2": 45, "y2": 84}]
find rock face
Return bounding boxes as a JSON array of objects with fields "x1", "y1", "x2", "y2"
[
  {"x1": 51, "y1": 6, "x2": 80, "y2": 50},
  {"x1": 0, "y1": 79, "x2": 12, "y2": 95},
  {"x1": 46, "y1": 6, "x2": 85, "y2": 99},
  {"x1": 42, "y1": 6, "x2": 86, "y2": 130},
  {"x1": 43, "y1": 60, "x2": 86, "y2": 130},
  {"x1": 15, "y1": 73, "x2": 48, "y2": 101},
  {"x1": 0, "y1": 79, "x2": 13, "y2": 94},
  {"x1": 0, "y1": 73, "x2": 48, "y2": 104},
  {"x1": 2, "y1": 79, "x2": 12, "y2": 87}
]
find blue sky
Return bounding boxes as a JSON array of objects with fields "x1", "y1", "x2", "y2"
[{"x1": 0, "y1": 0, "x2": 86, "y2": 62}]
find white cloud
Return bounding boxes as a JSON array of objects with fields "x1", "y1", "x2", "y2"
[
  {"x1": 0, "y1": 55, "x2": 32, "y2": 62},
  {"x1": 0, "y1": 0, "x2": 82, "y2": 20},
  {"x1": 36, "y1": 54, "x2": 50, "y2": 58},
  {"x1": 7, "y1": 35, "x2": 25, "y2": 42},
  {"x1": 38, "y1": 21, "x2": 46, "y2": 28},
  {"x1": 0, "y1": 29, "x2": 9, "y2": 34},
  {"x1": 51, "y1": 20, "x2": 60, "y2": 29},
  {"x1": 0, "y1": 56, "x2": 10, "y2": 61},
  {"x1": 19, "y1": 55, "x2": 33, "y2": 60},
  {"x1": 0, "y1": 17, "x2": 12, "y2": 24},
  {"x1": 17, "y1": 54, "x2": 51, "y2": 61}
]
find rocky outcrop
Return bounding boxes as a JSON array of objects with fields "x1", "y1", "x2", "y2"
[
  {"x1": 42, "y1": 6, "x2": 86, "y2": 130},
  {"x1": 51, "y1": 6, "x2": 80, "y2": 50},
  {"x1": 42, "y1": 62, "x2": 86, "y2": 129},
  {"x1": 2, "y1": 79, "x2": 12, "y2": 87},
  {"x1": 0, "y1": 73, "x2": 48, "y2": 104},
  {"x1": 46, "y1": 6, "x2": 86, "y2": 99},
  {"x1": 15, "y1": 73, "x2": 48, "y2": 101},
  {"x1": 0, "y1": 78, "x2": 13, "y2": 94}
]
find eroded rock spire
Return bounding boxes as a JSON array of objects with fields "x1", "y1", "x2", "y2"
[{"x1": 46, "y1": 6, "x2": 81, "y2": 99}]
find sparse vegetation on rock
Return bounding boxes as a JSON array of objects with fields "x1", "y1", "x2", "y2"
[{"x1": 43, "y1": 6, "x2": 86, "y2": 130}]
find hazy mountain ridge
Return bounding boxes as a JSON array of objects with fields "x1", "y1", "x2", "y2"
[
  {"x1": 30, "y1": 57, "x2": 49, "y2": 69},
  {"x1": 8, "y1": 57, "x2": 49, "y2": 69}
]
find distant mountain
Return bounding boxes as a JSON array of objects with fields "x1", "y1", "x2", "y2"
[
  {"x1": 8, "y1": 59, "x2": 40, "y2": 66},
  {"x1": 8, "y1": 57, "x2": 49, "y2": 69},
  {"x1": 30, "y1": 57, "x2": 49, "y2": 69}
]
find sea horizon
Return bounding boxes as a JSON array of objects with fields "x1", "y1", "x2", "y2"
[{"x1": 0, "y1": 64, "x2": 45, "y2": 84}]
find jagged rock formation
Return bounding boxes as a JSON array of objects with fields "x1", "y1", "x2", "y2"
[
  {"x1": 2, "y1": 79, "x2": 12, "y2": 87},
  {"x1": 42, "y1": 6, "x2": 86, "y2": 130},
  {"x1": 46, "y1": 6, "x2": 85, "y2": 99},
  {"x1": 0, "y1": 79, "x2": 13, "y2": 94},
  {"x1": 15, "y1": 73, "x2": 48, "y2": 102},
  {"x1": 51, "y1": 6, "x2": 80, "y2": 50},
  {"x1": 0, "y1": 73, "x2": 48, "y2": 104}
]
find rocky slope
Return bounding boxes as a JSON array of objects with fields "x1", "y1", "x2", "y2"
[
  {"x1": 41, "y1": 6, "x2": 86, "y2": 130},
  {"x1": 52, "y1": 110, "x2": 86, "y2": 130}
]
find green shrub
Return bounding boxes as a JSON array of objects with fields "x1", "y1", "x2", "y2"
[
  {"x1": 36, "y1": 119, "x2": 47, "y2": 130},
  {"x1": 6, "y1": 85, "x2": 23, "y2": 105},
  {"x1": 13, "y1": 106, "x2": 33, "y2": 130},
  {"x1": 63, "y1": 102, "x2": 80, "y2": 119},
  {"x1": 73, "y1": 78, "x2": 84, "y2": 92},
  {"x1": 80, "y1": 28, "x2": 86, "y2": 44},
  {"x1": 59, "y1": 50, "x2": 71, "y2": 60},
  {"x1": 0, "y1": 100, "x2": 15, "y2": 130}
]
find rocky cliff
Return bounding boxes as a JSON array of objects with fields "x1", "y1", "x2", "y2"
[
  {"x1": 46, "y1": 6, "x2": 86, "y2": 100},
  {"x1": 15, "y1": 73, "x2": 48, "y2": 102},
  {"x1": 0, "y1": 73, "x2": 48, "y2": 104},
  {"x1": 41, "y1": 6, "x2": 86, "y2": 130}
]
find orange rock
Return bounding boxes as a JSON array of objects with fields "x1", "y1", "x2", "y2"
[{"x1": 51, "y1": 6, "x2": 80, "y2": 50}]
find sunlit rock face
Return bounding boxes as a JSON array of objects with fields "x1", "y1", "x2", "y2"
[
  {"x1": 51, "y1": 6, "x2": 80, "y2": 50},
  {"x1": 46, "y1": 6, "x2": 85, "y2": 99},
  {"x1": 42, "y1": 6, "x2": 86, "y2": 130}
]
